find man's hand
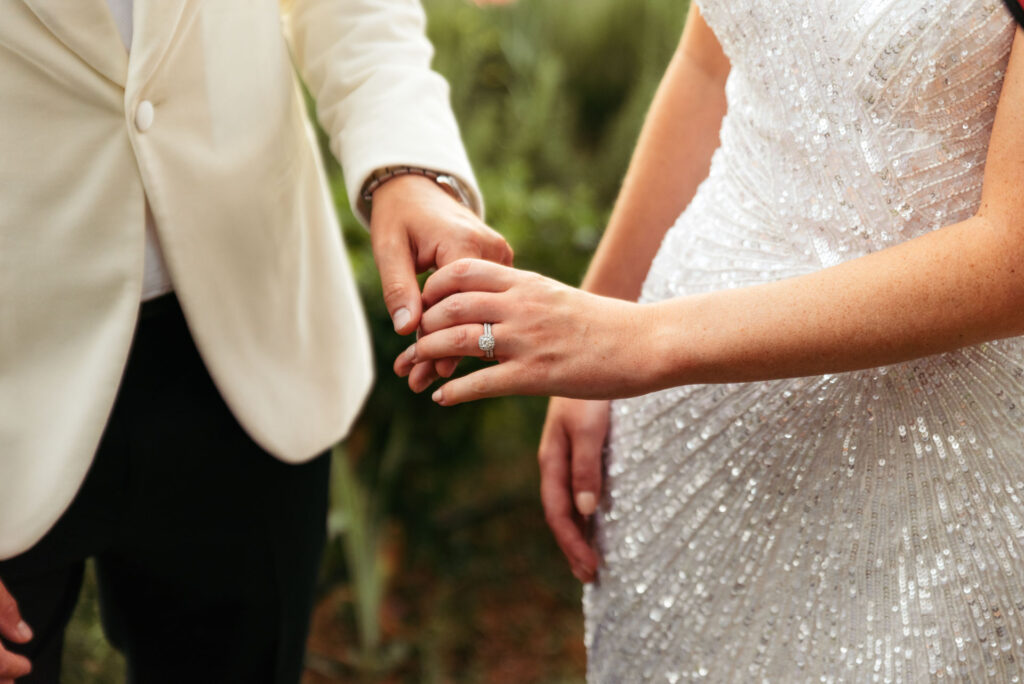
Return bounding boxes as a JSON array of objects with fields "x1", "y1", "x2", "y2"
[
  {"x1": 0, "y1": 579, "x2": 32, "y2": 682},
  {"x1": 537, "y1": 397, "x2": 609, "y2": 583},
  {"x1": 369, "y1": 174, "x2": 512, "y2": 389}
]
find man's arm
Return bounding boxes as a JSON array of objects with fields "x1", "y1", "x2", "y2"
[{"x1": 282, "y1": 0, "x2": 512, "y2": 340}]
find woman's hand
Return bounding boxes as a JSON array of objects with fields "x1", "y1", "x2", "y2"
[
  {"x1": 537, "y1": 397, "x2": 609, "y2": 583},
  {"x1": 393, "y1": 259, "x2": 661, "y2": 405}
]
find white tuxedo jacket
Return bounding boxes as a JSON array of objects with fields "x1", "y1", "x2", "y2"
[{"x1": 0, "y1": 0, "x2": 481, "y2": 559}]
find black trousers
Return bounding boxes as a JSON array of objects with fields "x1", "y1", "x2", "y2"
[{"x1": 0, "y1": 295, "x2": 330, "y2": 684}]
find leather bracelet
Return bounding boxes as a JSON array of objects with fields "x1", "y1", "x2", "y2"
[{"x1": 360, "y1": 165, "x2": 472, "y2": 209}]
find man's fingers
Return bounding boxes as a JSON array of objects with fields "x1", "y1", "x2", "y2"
[
  {"x1": 0, "y1": 583, "x2": 30, "y2": 645},
  {"x1": 434, "y1": 224, "x2": 512, "y2": 270},
  {"x1": 0, "y1": 649, "x2": 32, "y2": 679},
  {"x1": 422, "y1": 259, "x2": 516, "y2": 308},
  {"x1": 371, "y1": 232, "x2": 422, "y2": 335},
  {"x1": 478, "y1": 228, "x2": 514, "y2": 267},
  {"x1": 407, "y1": 359, "x2": 439, "y2": 393},
  {"x1": 435, "y1": 238, "x2": 483, "y2": 268},
  {"x1": 435, "y1": 358, "x2": 460, "y2": 378}
]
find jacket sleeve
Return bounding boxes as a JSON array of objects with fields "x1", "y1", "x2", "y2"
[{"x1": 281, "y1": 0, "x2": 483, "y2": 226}]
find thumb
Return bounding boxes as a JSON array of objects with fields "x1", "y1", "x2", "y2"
[
  {"x1": 568, "y1": 401, "x2": 609, "y2": 517},
  {"x1": 372, "y1": 231, "x2": 422, "y2": 335},
  {"x1": 570, "y1": 427, "x2": 604, "y2": 518},
  {"x1": 0, "y1": 580, "x2": 31, "y2": 644}
]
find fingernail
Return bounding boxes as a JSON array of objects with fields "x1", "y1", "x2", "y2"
[
  {"x1": 16, "y1": 620, "x2": 32, "y2": 641},
  {"x1": 404, "y1": 344, "x2": 417, "y2": 362},
  {"x1": 576, "y1": 492, "x2": 597, "y2": 516},
  {"x1": 431, "y1": 389, "x2": 443, "y2": 404},
  {"x1": 392, "y1": 307, "x2": 411, "y2": 332}
]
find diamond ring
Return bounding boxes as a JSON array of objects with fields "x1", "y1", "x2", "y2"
[{"x1": 478, "y1": 322, "x2": 495, "y2": 359}]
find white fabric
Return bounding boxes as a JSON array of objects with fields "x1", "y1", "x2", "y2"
[
  {"x1": 583, "y1": 0, "x2": 1021, "y2": 680},
  {"x1": 105, "y1": 0, "x2": 174, "y2": 300},
  {"x1": 105, "y1": 0, "x2": 132, "y2": 47},
  {"x1": 0, "y1": 0, "x2": 481, "y2": 559}
]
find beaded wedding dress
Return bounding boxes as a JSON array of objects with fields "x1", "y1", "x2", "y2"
[{"x1": 584, "y1": 0, "x2": 1023, "y2": 681}]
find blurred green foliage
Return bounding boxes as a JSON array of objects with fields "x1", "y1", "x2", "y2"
[{"x1": 62, "y1": 0, "x2": 687, "y2": 681}]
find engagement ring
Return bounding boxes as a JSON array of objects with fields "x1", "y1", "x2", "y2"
[{"x1": 478, "y1": 323, "x2": 495, "y2": 359}]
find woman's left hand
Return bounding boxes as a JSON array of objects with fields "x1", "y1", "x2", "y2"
[{"x1": 394, "y1": 258, "x2": 660, "y2": 405}]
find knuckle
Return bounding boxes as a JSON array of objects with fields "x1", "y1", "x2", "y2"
[
  {"x1": 452, "y1": 257, "x2": 475, "y2": 275},
  {"x1": 380, "y1": 281, "x2": 411, "y2": 305},
  {"x1": 442, "y1": 296, "x2": 464, "y2": 318},
  {"x1": 537, "y1": 444, "x2": 563, "y2": 470},
  {"x1": 453, "y1": 326, "x2": 470, "y2": 348},
  {"x1": 469, "y1": 375, "x2": 489, "y2": 398},
  {"x1": 574, "y1": 424, "x2": 604, "y2": 444},
  {"x1": 461, "y1": 239, "x2": 484, "y2": 257}
]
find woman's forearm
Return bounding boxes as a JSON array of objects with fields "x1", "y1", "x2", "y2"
[
  {"x1": 649, "y1": 26, "x2": 1024, "y2": 390},
  {"x1": 581, "y1": 6, "x2": 729, "y2": 301},
  {"x1": 650, "y1": 213, "x2": 1024, "y2": 389}
]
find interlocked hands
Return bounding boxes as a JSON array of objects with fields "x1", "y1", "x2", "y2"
[
  {"x1": 393, "y1": 258, "x2": 662, "y2": 581},
  {"x1": 394, "y1": 259, "x2": 656, "y2": 403},
  {"x1": 370, "y1": 176, "x2": 513, "y2": 387}
]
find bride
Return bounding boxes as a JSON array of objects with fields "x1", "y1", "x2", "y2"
[{"x1": 399, "y1": 1, "x2": 1024, "y2": 679}]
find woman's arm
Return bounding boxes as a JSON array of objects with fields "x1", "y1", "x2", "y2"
[
  {"x1": 645, "y1": 29, "x2": 1024, "y2": 388},
  {"x1": 530, "y1": 4, "x2": 730, "y2": 583},
  {"x1": 580, "y1": 3, "x2": 729, "y2": 300},
  {"x1": 399, "y1": 29, "x2": 1024, "y2": 406}
]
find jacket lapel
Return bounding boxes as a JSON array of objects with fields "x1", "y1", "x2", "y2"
[
  {"x1": 130, "y1": 1, "x2": 200, "y2": 91},
  {"x1": 22, "y1": 0, "x2": 128, "y2": 87}
]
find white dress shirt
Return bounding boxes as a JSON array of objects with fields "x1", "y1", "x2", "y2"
[{"x1": 106, "y1": 0, "x2": 174, "y2": 300}]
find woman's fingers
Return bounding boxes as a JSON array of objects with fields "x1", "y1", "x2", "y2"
[
  {"x1": 538, "y1": 415, "x2": 599, "y2": 582},
  {"x1": 398, "y1": 324, "x2": 505, "y2": 375},
  {"x1": 419, "y1": 292, "x2": 504, "y2": 336},
  {"x1": 567, "y1": 401, "x2": 610, "y2": 517},
  {"x1": 421, "y1": 258, "x2": 517, "y2": 308},
  {"x1": 430, "y1": 364, "x2": 522, "y2": 406}
]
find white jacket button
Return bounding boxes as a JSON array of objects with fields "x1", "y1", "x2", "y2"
[{"x1": 135, "y1": 100, "x2": 155, "y2": 132}]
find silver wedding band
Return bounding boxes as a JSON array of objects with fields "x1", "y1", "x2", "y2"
[{"x1": 478, "y1": 322, "x2": 495, "y2": 359}]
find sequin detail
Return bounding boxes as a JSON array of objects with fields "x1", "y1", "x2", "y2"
[{"x1": 583, "y1": 0, "x2": 1020, "y2": 681}]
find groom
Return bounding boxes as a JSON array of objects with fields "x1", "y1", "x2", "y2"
[{"x1": 0, "y1": 1, "x2": 510, "y2": 682}]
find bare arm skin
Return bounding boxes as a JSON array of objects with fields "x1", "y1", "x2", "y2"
[
  {"x1": 397, "y1": 27, "x2": 1024, "y2": 578},
  {"x1": 404, "y1": 6, "x2": 731, "y2": 582},
  {"x1": 579, "y1": 4, "x2": 730, "y2": 302},
  {"x1": 532, "y1": 5, "x2": 730, "y2": 582},
  {"x1": 403, "y1": 27, "x2": 1024, "y2": 400}
]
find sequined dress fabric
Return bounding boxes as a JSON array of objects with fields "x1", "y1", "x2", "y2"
[{"x1": 583, "y1": 1, "x2": 1023, "y2": 681}]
